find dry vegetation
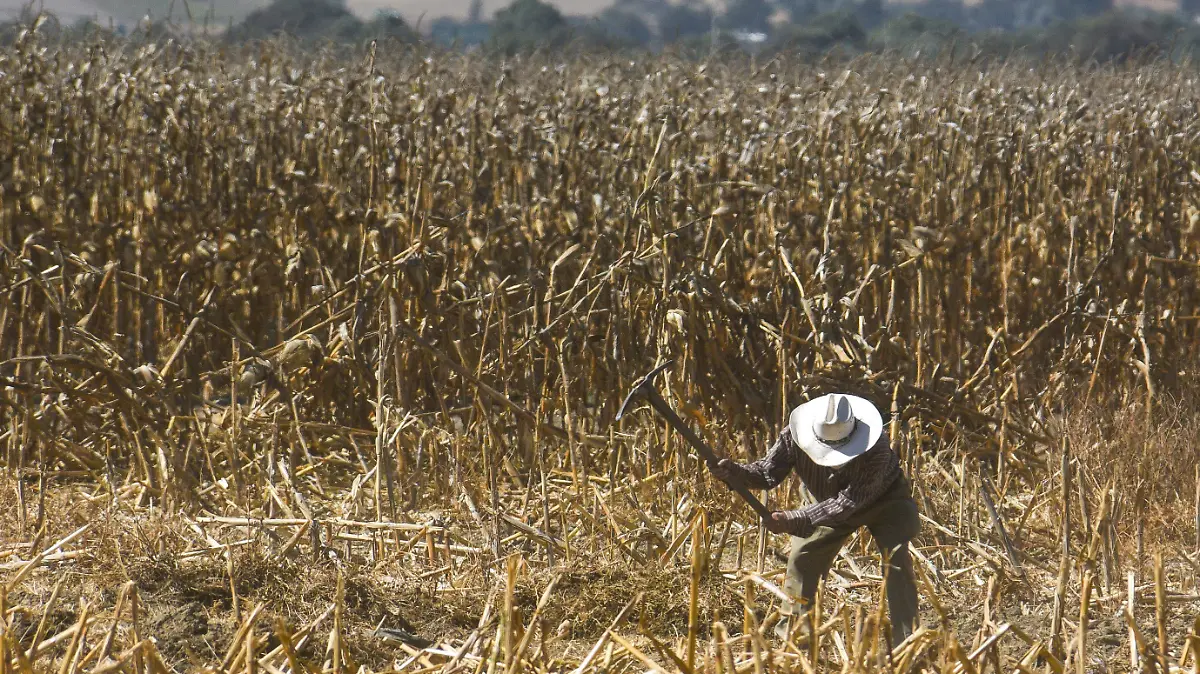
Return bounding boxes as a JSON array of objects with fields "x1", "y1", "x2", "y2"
[{"x1": 2, "y1": 25, "x2": 1200, "y2": 674}]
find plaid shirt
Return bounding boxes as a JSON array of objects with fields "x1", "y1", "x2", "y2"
[{"x1": 741, "y1": 427, "x2": 902, "y2": 533}]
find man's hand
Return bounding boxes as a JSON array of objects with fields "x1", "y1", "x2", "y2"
[
  {"x1": 710, "y1": 458, "x2": 754, "y2": 489},
  {"x1": 764, "y1": 510, "x2": 813, "y2": 538}
]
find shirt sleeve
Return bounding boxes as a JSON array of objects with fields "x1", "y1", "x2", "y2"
[
  {"x1": 740, "y1": 428, "x2": 798, "y2": 490},
  {"x1": 797, "y1": 441, "x2": 900, "y2": 527}
]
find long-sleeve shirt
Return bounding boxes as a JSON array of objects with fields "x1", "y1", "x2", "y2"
[{"x1": 741, "y1": 427, "x2": 903, "y2": 531}]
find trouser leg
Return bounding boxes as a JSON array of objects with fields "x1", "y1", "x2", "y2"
[
  {"x1": 778, "y1": 525, "x2": 851, "y2": 639},
  {"x1": 880, "y1": 541, "x2": 918, "y2": 645},
  {"x1": 866, "y1": 478, "x2": 922, "y2": 647}
]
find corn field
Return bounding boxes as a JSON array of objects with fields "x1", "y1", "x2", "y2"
[{"x1": 2, "y1": 25, "x2": 1200, "y2": 674}]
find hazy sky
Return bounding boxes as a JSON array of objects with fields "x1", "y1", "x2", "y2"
[
  {"x1": 0, "y1": 0, "x2": 626, "y2": 23},
  {"x1": 1, "y1": 0, "x2": 122, "y2": 22},
  {"x1": 1, "y1": 0, "x2": 1182, "y2": 31}
]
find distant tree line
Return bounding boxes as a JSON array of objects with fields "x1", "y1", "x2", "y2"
[
  {"x1": 5, "y1": 0, "x2": 1200, "y2": 63},
  {"x1": 225, "y1": 0, "x2": 416, "y2": 43}
]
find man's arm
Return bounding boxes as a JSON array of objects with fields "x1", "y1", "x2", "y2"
[
  {"x1": 766, "y1": 441, "x2": 901, "y2": 535},
  {"x1": 712, "y1": 428, "x2": 797, "y2": 491}
]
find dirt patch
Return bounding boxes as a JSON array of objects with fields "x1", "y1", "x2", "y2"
[
  {"x1": 7, "y1": 597, "x2": 78, "y2": 651},
  {"x1": 533, "y1": 565, "x2": 743, "y2": 640},
  {"x1": 97, "y1": 550, "x2": 480, "y2": 671},
  {"x1": 146, "y1": 601, "x2": 216, "y2": 668}
]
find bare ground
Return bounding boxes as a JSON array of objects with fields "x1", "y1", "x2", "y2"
[{"x1": 3, "y1": 465, "x2": 1199, "y2": 674}]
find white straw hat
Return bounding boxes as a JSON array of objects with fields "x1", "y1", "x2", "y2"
[{"x1": 788, "y1": 393, "x2": 883, "y2": 467}]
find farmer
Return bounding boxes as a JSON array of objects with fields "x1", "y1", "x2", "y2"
[{"x1": 711, "y1": 393, "x2": 921, "y2": 646}]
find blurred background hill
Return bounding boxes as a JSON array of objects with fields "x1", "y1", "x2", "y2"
[
  {"x1": 0, "y1": 0, "x2": 1184, "y2": 24},
  {"x1": 4, "y1": 0, "x2": 1200, "y2": 62}
]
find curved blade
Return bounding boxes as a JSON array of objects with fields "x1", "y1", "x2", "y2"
[{"x1": 615, "y1": 360, "x2": 674, "y2": 421}]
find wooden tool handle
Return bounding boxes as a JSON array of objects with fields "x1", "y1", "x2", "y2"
[{"x1": 644, "y1": 391, "x2": 772, "y2": 520}]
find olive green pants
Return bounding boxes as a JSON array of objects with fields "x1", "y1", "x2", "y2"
[{"x1": 777, "y1": 476, "x2": 922, "y2": 647}]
